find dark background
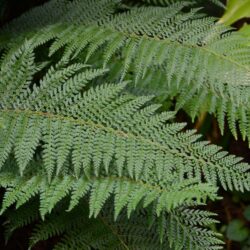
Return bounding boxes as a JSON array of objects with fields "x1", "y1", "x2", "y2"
[{"x1": 0, "y1": 0, "x2": 49, "y2": 27}]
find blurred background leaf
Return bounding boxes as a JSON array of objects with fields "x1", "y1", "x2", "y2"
[
  {"x1": 226, "y1": 219, "x2": 249, "y2": 242},
  {"x1": 219, "y1": 0, "x2": 250, "y2": 25},
  {"x1": 244, "y1": 206, "x2": 250, "y2": 221}
]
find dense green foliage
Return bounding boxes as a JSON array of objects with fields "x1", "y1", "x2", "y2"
[{"x1": 0, "y1": 0, "x2": 250, "y2": 249}]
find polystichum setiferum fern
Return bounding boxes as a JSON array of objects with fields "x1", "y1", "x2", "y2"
[{"x1": 0, "y1": 0, "x2": 250, "y2": 249}]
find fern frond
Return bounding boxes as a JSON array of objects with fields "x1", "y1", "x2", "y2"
[
  {"x1": 4, "y1": 200, "x2": 40, "y2": 242},
  {"x1": 4, "y1": 198, "x2": 222, "y2": 250},
  {"x1": 29, "y1": 203, "x2": 173, "y2": 250},
  {"x1": 167, "y1": 211, "x2": 223, "y2": 250},
  {"x1": 0, "y1": 0, "x2": 121, "y2": 38},
  {"x1": 139, "y1": 0, "x2": 225, "y2": 9},
  {"x1": 0, "y1": 43, "x2": 249, "y2": 192},
  {"x1": 0, "y1": 169, "x2": 217, "y2": 220},
  {"x1": 0, "y1": 154, "x2": 220, "y2": 249},
  {"x1": 2, "y1": 0, "x2": 247, "y2": 140}
]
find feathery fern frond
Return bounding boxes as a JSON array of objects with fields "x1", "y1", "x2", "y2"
[
  {"x1": 0, "y1": 42, "x2": 249, "y2": 192},
  {"x1": 139, "y1": 0, "x2": 225, "y2": 8},
  {"x1": 167, "y1": 209, "x2": 223, "y2": 250},
  {"x1": 0, "y1": 39, "x2": 247, "y2": 249},
  {"x1": 11, "y1": 202, "x2": 172, "y2": 249},
  {"x1": 0, "y1": 168, "x2": 217, "y2": 220},
  {"x1": 0, "y1": 0, "x2": 121, "y2": 38},
  {"x1": 4, "y1": 199, "x2": 40, "y2": 242},
  {"x1": 0, "y1": 165, "x2": 223, "y2": 250},
  {"x1": 1, "y1": 0, "x2": 249, "y2": 141},
  {"x1": 3, "y1": 194, "x2": 222, "y2": 250}
]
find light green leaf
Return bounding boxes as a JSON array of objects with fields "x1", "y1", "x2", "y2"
[
  {"x1": 219, "y1": 0, "x2": 250, "y2": 25},
  {"x1": 239, "y1": 24, "x2": 250, "y2": 46},
  {"x1": 241, "y1": 24, "x2": 250, "y2": 36}
]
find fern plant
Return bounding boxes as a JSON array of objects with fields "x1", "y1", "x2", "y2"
[
  {"x1": 0, "y1": 0, "x2": 250, "y2": 249},
  {"x1": 1, "y1": 0, "x2": 250, "y2": 141}
]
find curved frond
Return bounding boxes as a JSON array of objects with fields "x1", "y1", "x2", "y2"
[
  {"x1": 0, "y1": 43, "x2": 249, "y2": 192},
  {"x1": 0, "y1": 42, "x2": 248, "y2": 250},
  {"x1": 1, "y1": 0, "x2": 248, "y2": 140},
  {"x1": 0, "y1": 170, "x2": 217, "y2": 220},
  {"x1": 4, "y1": 198, "x2": 222, "y2": 250}
]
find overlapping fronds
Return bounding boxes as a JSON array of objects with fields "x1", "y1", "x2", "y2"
[
  {"x1": 0, "y1": 38, "x2": 248, "y2": 249},
  {"x1": 0, "y1": 42, "x2": 249, "y2": 191},
  {"x1": 139, "y1": 0, "x2": 225, "y2": 8},
  {"x1": 0, "y1": 0, "x2": 120, "y2": 37},
  {"x1": 4, "y1": 200, "x2": 170, "y2": 249},
  {"x1": 0, "y1": 169, "x2": 216, "y2": 224},
  {"x1": 0, "y1": 2, "x2": 250, "y2": 249},
  {"x1": 1, "y1": 0, "x2": 249, "y2": 142},
  {"x1": 3, "y1": 190, "x2": 222, "y2": 250}
]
